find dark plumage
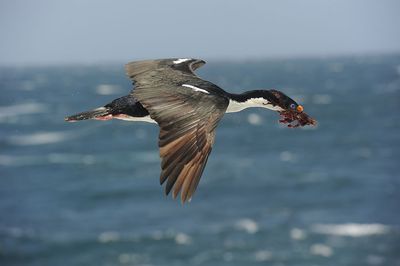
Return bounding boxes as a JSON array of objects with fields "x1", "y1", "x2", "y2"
[{"x1": 66, "y1": 58, "x2": 316, "y2": 203}]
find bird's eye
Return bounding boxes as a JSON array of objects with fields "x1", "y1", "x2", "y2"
[{"x1": 290, "y1": 103, "x2": 296, "y2": 109}]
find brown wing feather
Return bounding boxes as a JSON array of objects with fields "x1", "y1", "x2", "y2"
[
  {"x1": 133, "y1": 84, "x2": 228, "y2": 203},
  {"x1": 160, "y1": 124, "x2": 215, "y2": 202}
]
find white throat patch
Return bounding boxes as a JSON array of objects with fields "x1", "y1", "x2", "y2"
[
  {"x1": 226, "y1": 97, "x2": 283, "y2": 113},
  {"x1": 173, "y1": 58, "x2": 190, "y2": 64},
  {"x1": 182, "y1": 84, "x2": 209, "y2": 94}
]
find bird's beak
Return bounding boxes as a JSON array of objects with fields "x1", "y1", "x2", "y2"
[{"x1": 296, "y1": 105, "x2": 304, "y2": 112}]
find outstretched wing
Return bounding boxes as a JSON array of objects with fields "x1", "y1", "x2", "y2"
[
  {"x1": 125, "y1": 58, "x2": 206, "y2": 90},
  {"x1": 132, "y1": 81, "x2": 228, "y2": 202}
]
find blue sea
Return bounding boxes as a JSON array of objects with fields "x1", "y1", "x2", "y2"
[{"x1": 1, "y1": 55, "x2": 399, "y2": 266}]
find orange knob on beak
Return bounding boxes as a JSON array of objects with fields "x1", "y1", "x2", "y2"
[{"x1": 296, "y1": 105, "x2": 304, "y2": 112}]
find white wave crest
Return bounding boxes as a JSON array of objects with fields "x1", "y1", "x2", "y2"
[
  {"x1": 98, "y1": 231, "x2": 120, "y2": 243},
  {"x1": 235, "y1": 218, "x2": 259, "y2": 234},
  {"x1": 310, "y1": 243, "x2": 333, "y2": 257},
  {"x1": 8, "y1": 131, "x2": 68, "y2": 145},
  {"x1": 0, "y1": 102, "x2": 47, "y2": 119},
  {"x1": 96, "y1": 84, "x2": 122, "y2": 95},
  {"x1": 311, "y1": 223, "x2": 390, "y2": 237}
]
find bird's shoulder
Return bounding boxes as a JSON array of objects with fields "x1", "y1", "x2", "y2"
[{"x1": 126, "y1": 58, "x2": 229, "y2": 108}]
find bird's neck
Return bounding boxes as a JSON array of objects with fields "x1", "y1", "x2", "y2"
[
  {"x1": 226, "y1": 90, "x2": 278, "y2": 113},
  {"x1": 226, "y1": 96, "x2": 254, "y2": 113}
]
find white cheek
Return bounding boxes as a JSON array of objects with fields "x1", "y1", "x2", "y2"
[
  {"x1": 226, "y1": 97, "x2": 284, "y2": 113},
  {"x1": 263, "y1": 104, "x2": 284, "y2": 111},
  {"x1": 250, "y1": 98, "x2": 283, "y2": 111},
  {"x1": 249, "y1": 98, "x2": 265, "y2": 105}
]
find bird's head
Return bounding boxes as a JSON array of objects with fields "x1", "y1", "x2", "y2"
[
  {"x1": 229, "y1": 89, "x2": 316, "y2": 127},
  {"x1": 238, "y1": 89, "x2": 316, "y2": 127},
  {"x1": 268, "y1": 89, "x2": 317, "y2": 128}
]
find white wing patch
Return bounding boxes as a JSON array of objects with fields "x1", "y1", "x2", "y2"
[
  {"x1": 173, "y1": 58, "x2": 190, "y2": 64},
  {"x1": 182, "y1": 84, "x2": 209, "y2": 94}
]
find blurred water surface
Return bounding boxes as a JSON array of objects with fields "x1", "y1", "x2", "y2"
[{"x1": 0, "y1": 55, "x2": 399, "y2": 266}]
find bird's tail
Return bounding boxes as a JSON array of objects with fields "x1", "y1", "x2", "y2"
[{"x1": 65, "y1": 107, "x2": 112, "y2": 122}]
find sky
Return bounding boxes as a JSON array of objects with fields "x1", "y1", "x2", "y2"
[{"x1": 1, "y1": 0, "x2": 399, "y2": 65}]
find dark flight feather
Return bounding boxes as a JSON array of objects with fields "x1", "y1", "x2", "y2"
[{"x1": 125, "y1": 59, "x2": 228, "y2": 202}]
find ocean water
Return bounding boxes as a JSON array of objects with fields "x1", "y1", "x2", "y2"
[{"x1": 0, "y1": 55, "x2": 399, "y2": 266}]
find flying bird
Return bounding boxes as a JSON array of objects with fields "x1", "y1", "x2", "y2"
[{"x1": 66, "y1": 58, "x2": 316, "y2": 202}]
